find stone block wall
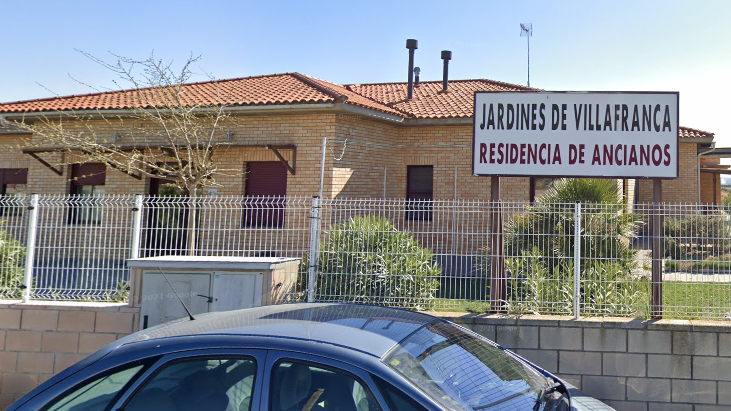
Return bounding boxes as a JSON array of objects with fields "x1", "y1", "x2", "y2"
[
  {"x1": 438, "y1": 313, "x2": 731, "y2": 411},
  {"x1": 0, "y1": 301, "x2": 139, "y2": 409},
  {"x1": 3, "y1": 302, "x2": 731, "y2": 410}
]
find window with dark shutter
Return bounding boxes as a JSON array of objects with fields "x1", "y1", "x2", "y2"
[
  {"x1": 69, "y1": 163, "x2": 106, "y2": 224},
  {"x1": 244, "y1": 161, "x2": 287, "y2": 228},
  {"x1": 0, "y1": 168, "x2": 28, "y2": 216},
  {"x1": 406, "y1": 165, "x2": 433, "y2": 221}
]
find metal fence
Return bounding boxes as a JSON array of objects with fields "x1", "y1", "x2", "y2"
[{"x1": 0, "y1": 194, "x2": 730, "y2": 320}]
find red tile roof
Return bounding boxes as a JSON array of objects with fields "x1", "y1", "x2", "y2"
[
  {"x1": 0, "y1": 73, "x2": 402, "y2": 117},
  {"x1": 0, "y1": 73, "x2": 714, "y2": 139},
  {"x1": 346, "y1": 79, "x2": 531, "y2": 119},
  {"x1": 679, "y1": 126, "x2": 714, "y2": 139}
]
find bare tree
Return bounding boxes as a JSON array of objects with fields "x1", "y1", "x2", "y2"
[{"x1": 6, "y1": 52, "x2": 239, "y2": 254}]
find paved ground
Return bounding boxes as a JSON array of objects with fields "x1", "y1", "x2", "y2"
[{"x1": 662, "y1": 271, "x2": 731, "y2": 282}]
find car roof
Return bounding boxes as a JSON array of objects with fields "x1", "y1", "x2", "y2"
[{"x1": 124, "y1": 303, "x2": 440, "y2": 358}]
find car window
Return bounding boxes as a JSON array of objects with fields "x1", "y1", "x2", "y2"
[
  {"x1": 270, "y1": 361, "x2": 379, "y2": 411},
  {"x1": 371, "y1": 375, "x2": 428, "y2": 411},
  {"x1": 124, "y1": 357, "x2": 256, "y2": 411},
  {"x1": 384, "y1": 321, "x2": 551, "y2": 411},
  {"x1": 43, "y1": 363, "x2": 146, "y2": 411}
]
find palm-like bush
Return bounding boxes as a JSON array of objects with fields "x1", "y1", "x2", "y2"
[
  {"x1": 301, "y1": 216, "x2": 441, "y2": 310},
  {"x1": 501, "y1": 179, "x2": 645, "y2": 316},
  {"x1": 506, "y1": 178, "x2": 641, "y2": 276}
]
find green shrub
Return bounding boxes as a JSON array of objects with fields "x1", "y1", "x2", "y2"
[
  {"x1": 300, "y1": 216, "x2": 441, "y2": 310},
  {"x1": 0, "y1": 219, "x2": 26, "y2": 299},
  {"x1": 504, "y1": 249, "x2": 649, "y2": 317},
  {"x1": 506, "y1": 178, "x2": 641, "y2": 277},
  {"x1": 664, "y1": 215, "x2": 731, "y2": 260},
  {"x1": 504, "y1": 249, "x2": 573, "y2": 315}
]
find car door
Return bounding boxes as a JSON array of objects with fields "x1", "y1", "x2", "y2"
[
  {"x1": 263, "y1": 351, "x2": 387, "y2": 411},
  {"x1": 260, "y1": 351, "x2": 447, "y2": 411},
  {"x1": 109, "y1": 349, "x2": 267, "y2": 411}
]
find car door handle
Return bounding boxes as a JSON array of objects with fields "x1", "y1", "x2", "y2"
[{"x1": 197, "y1": 294, "x2": 213, "y2": 303}]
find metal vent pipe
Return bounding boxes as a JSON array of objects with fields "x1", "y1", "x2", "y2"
[
  {"x1": 441, "y1": 50, "x2": 452, "y2": 91},
  {"x1": 406, "y1": 39, "x2": 418, "y2": 99}
]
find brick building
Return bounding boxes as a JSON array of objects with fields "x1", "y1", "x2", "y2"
[{"x1": 0, "y1": 72, "x2": 718, "y2": 205}]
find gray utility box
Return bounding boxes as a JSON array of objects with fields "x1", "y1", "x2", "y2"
[{"x1": 126, "y1": 256, "x2": 300, "y2": 329}]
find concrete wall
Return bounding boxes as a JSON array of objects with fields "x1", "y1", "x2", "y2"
[
  {"x1": 2, "y1": 302, "x2": 731, "y2": 410},
  {"x1": 0, "y1": 301, "x2": 138, "y2": 409},
  {"x1": 439, "y1": 312, "x2": 731, "y2": 411}
]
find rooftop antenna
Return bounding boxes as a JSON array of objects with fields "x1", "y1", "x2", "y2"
[{"x1": 520, "y1": 23, "x2": 532, "y2": 87}]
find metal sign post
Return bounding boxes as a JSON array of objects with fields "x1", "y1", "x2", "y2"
[{"x1": 488, "y1": 176, "x2": 506, "y2": 313}]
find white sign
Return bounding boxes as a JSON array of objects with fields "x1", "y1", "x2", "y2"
[{"x1": 472, "y1": 92, "x2": 679, "y2": 179}]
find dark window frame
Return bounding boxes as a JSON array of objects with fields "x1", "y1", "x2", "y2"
[
  {"x1": 68, "y1": 163, "x2": 106, "y2": 224},
  {"x1": 0, "y1": 168, "x2": 28, "y2": 216},
  {"x1": 406, "y1": 165, "x2": 433, "y2": 221}
]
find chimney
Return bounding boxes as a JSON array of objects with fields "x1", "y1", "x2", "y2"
[
  {"x1": 406, "y1": 39, "x2": 418, "y2": 99},
  {"x1": 441, "y1": 50, "x2": 452, "y2": 92},
  {"x1": 414, "y1": 67, "x2": 420, "y2": 86}
]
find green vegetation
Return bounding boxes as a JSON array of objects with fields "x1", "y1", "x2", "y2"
[
  {"x1": 0, "y1": 219, "x2": 26, "y2": 299},
  {"x1": 501, "y1": 250, "x2": 649, "y2": 317},
  {"x1": 723, "y1": 191, "x2": 731, "y2": 208},
  {"x1": 492, "y1": 178, "x2": 645, "y2": 316},
  {"x1": 301, "y1": 216, "x2": 441, "y2": 310},
  {"x1": 664, "y1": 215, "x2": 731, "y2": 260},
  {"x1": 662, "y1": 281, "x2": 731, "y2": 320},
  {"x1": 506, "y1": 178, "x2": 641, "y2": 276},
  {"x1": 664, "y1": 258, "x2": 731, "y2": 272}
]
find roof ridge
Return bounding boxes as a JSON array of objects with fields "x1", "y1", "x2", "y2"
[
  {"x1": 289, "y1": 73, "x2": 347, "y2": 102},
  {"x1": 342, "y1": 84, "x2": 413, "y2": 118},
  {"x1": 344, "y1": 78, "x2": 537, "y2": 90},
  {"x1": 295, "y1": 74, "x2": 413, "y2": 118}
]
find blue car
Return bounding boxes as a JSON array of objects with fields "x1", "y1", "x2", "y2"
[{"x1": 7, "y1": 303, "x2": 613, "y2": 411}]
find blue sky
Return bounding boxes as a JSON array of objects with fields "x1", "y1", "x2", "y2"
[{"x1": 2, "y1": 0, "x2": 730, "y2": 148}]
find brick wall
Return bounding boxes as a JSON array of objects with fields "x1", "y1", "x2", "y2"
[
  {"x1": 700, "y1": 172, "x2": 720, "y2": 205},
  {"x1": 638, "y1": 142, "x2": 700, "y2": 204},
  {"x1": 1, "y1": 113, "x2": 709, "y2": 205},
  {"x1": 439, "y1": 313, "x2": 731, "y2": 410},
  {"x1": 0, "y1": 302, "x2": 139, "y2": 409}
]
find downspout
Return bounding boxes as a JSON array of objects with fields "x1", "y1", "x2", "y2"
[{"x1": 698, "y1": 142, "x2": 716, "y2": 204}]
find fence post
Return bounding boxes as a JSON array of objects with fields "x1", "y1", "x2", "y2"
[
  {"x1": 651, "y1": 180, "x2": 663, "y2": 319},
  {"x1": 130, "y1": 194, "x2": 143, "y2": 259},
  {"x1": 22, "y1": 194, "x2": 39, "y2": 303},
  {"x1": 307, "y1": 196, "x2": 322, "y2": 302},
  {"x1": 573, "y1": 201, "x2": 581, "y2": 320}
]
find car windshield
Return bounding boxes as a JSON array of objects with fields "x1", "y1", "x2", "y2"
[{"x1": 383, "y1": 321, "x2": 553, "y2": 411}]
